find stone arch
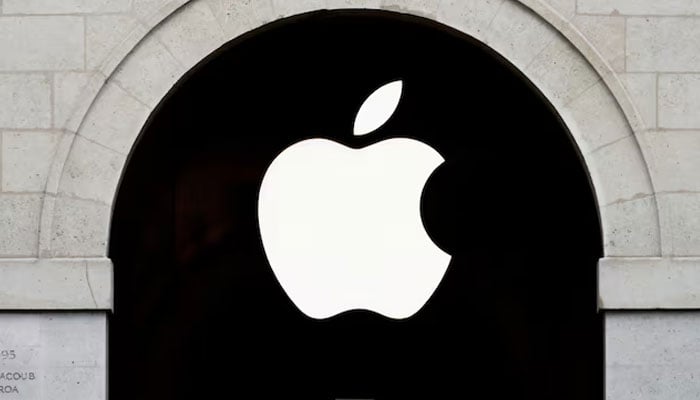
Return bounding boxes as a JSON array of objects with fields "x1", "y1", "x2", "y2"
[{"x1": 41, "y1": 0, "x2": 660, "y2": 261}]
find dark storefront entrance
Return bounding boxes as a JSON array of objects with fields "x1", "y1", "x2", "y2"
[{"x1": 109, "y1": 10, "x2": 603, "y2": 399}]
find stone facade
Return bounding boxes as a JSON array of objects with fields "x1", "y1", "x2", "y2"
[{"x1": 0, "y1": 0, "x2": 698, "y2": 398}]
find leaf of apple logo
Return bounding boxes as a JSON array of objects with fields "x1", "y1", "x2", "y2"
[
  {"x1": 258, "y1": 80, "x2": 452, "y2": 319},
  {"x1": 353, "y1": 80, "x2": 403, "y2": 136}
]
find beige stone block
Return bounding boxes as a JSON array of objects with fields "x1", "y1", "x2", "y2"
[
  {"x1": 59, "y1": 136, "x2": 126, "y2": 204},
  {"x1": 600, "y1": 195, "x2": 660, "y2": 257},
  {"x1": 38, "y1": 193, "x2": 57, "y2": 257},
  {"x1": 0, "y1": 314, "x2": 107, "y2": 398},
  {"x1": 272, "y1": 0, "x2": 325, "y2": 18},
  {"x1": 86, "y1": 14, "x2": 143, "y2": 72},
  {"x1": 525, "y1": 36, "x2": 600, "y2": 106},
  {"x1": 607, "y1": 312, "x2": 700, "y2": 364},
  {"x1": 86, "y1": 260, "x2": 113, "y2": 310},
  {"x1": 326, "y1": 0, "x2": 382, "y2": 9},
  {"x1": 561, "y1": 80, "x2": 632, "y2": 154},
  {"x1": 136, "y1": 0, "x2": 190, "y2": 29},
  {"x1": 599, "y1": 257, "x2": 700, "y2": 309},
  {"x1": 0, "y1": 16, "x2": 83, "y2": 71},
  {"x1": 627, "y1": 17, "x2": 700, "y2": 72},
  {"x1": 42, "y1": 366, "x2": 106, "y2": 400},
  {"x1": 154, "y1": 1, "x2": 225, "y2": 72},
  {"x1": 381, "y1": 0, "x2": 440, "y2": 17},
  {"x1": 483, "y1": 0, "x2": 558, "y2": 72},
  {"x1": 43, "y1": 133, "x2": 75, "y2": 196},
  {"x1": 640, "y1": 130, "x2": 700, "y2": 193},
  {"x1": 619, "y1": 73, "x2": 657, "y2": 129},
  {"x1": 588, "y1": 136, "x2": 653, "y2": 206},
  {"x1": 436, "y1": 0, "x2": 504, "y2": 39},
  {"x1": 42, "y1": 312, "x2": 107, "y2": 365},
  {"x1": 542, "y1": 0, "x2": 576, "y2": 19},
  {"x1": 606, "y1": 312, "x2": 700, "y2": 400},
  {"x1": 0, "y1": 258, "x2": 112, "y2": 309},
  {"x1": 658, "y1": 193, "x2": 700, "y2": 257},
  {"x1": 134, "y1": 0, "x2": 175, "y2": 21},
  {"x1": 2, "y1": 131, "x2": 60, "y2": 192},
  {"x1": 40, "y1": 313, "x2": 107, "y2": 398},
  {"x1": 79, "y1": 82, "x2": 152, "y2": 154},
  {"x1": 207, "y1": 0, "x2": 274, "y2": 38},
  {"x1": 53, "y1": 71, "x2": 106, "y2": 132},
  {"x1": 659, "y1": 74, "x2": 700, "y2": 129},
  {"x1": 571, "y1": 14, "x2": 625, "y2": 72},
  {"x1": 578, "y1": 0, "x2": 700, "y2": 16},
  {"x1": 3, "y1": 0, "x2": 130, "y2": 14},
  {"x1": 50, "y1": 196, "x2": 110, "y2": 257},
  {"x1": 113, "y1": 34, "x2": 185, "y2": 108},
  {"x1": 0, "y1": 194, "x2": 42, "y2": 257},
  {"x1": 0, "y1": 74, "x2": 51, "y2": 129}
]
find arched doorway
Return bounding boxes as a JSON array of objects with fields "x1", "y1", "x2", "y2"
[{"x1": 109, "y1": 10, "x2": 602, "y2": 399}]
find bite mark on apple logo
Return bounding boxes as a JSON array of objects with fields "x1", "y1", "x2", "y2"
[{"x1": 257, "y1": 80, "x2": 452, "y2": 319}]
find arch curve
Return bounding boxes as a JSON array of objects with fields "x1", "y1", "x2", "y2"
[{"x1": 41, "y1": 0, "x2": 660, "y2": 259}]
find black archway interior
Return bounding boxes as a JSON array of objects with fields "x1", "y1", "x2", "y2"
[{"x1": 109, "y1": 10, "x2": 603, "y2": 400}]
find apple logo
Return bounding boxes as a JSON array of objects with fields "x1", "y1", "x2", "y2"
[{"x1": 258, "y1": 80, "x2": 451, "y2": 319}]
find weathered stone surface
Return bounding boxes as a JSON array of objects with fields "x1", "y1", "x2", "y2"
[
  {"x1": 571, "y1": 14, "x2": 625, "y2": 71},
  {"x1": 0, "y1": 194, "x2": 41, "y2": 257},
  {"x1": 641, "y1": 130, "x2": 700, "y2": 193},
  {"x1": 0, "y1": 313, "x2": 107, "y2": 400},
  {"x1": 0, "y1": 74, "x2": 51, "y2": 129},
  {"x1": 86, "y1": 14, "x2": 142, "y2": 72},
  {"x1": 381, "y1": 0, "x2": 439, "y2": 17},
  {"x1": 579, "y1": 0, "x2": 700, "y2": 16},
  {"x1": 3, "y1": 0, "x2": 130, "y2": 14},
  {"x1": 658, "y1": 192, "x2": 700, "y2": 256},
  {"x1": 607, "y1": 312, "x2": 700, "y2": 400},
  {"x1": 619, "y1": 73, "x2": 657, "y2": 129},
  {"x1": 154, "y1": 1, "x2": 224, "y2": 71},
  {"x1": 659, "y1": 74, "x2": 700, "y2": 129},
  {"x1": 0, "y1": 258, "x2": 112, "y2": 309},
  {"x1": 600, "y1": 195, "x2": 660, "y2": 257},
  {"x1": 2, "y1": 131, "x2": 59, "y2": 192},
  {"x1": 562, "y1": 80, "x2": 632, "y2": 154},
  {"x1": 78, "y1": 82, "x2": 152, "y2": 154},
  {"x1": 59, "y1": 136, "x2": 126, "y2": 204},
  {"x1": 0, "y1": 17, "x2": 83, "y2": 71},
  {"x1": 112, "y1": 33, "x2": 185, "y2": 108},
  {"x1": 542, "y1": 0, "x2": 576, "y2": 18},
  {"x1": 133, "y1": 0, "x2": 173, "y2": 21},
  {"x1": 50, "y1": 196, "x2": 110, "y2": 258},
  {"x1": 525, "y1": 36, "x2": 600, "y2": 106},
  {"x1": 326, "y1": 0, "x2": 382, "y2": 9},
  {"x1": 205, "y1": 0, "x2": 274, "y2": 38},
  {"x1": 436, "y1": 0, "x2": 503, "y2": 39},
  {"x1": 271, "y1": 0, "x2": 325, "y2": 18},
  {"x1": 628, "y1": 17, "x2": 700, "y2": 72},
  {"x1": 483, "y1": 0, "x2": 557, "y2": 71},
  {"x1": 588, "y1": 136, "x2": 652, "y2": 205},
  {"x1": 600, "y1": 258, "x2": 700, "y2": 308},
  {"x1": 53, "y1": 72, "x2": 105, "y2": 131}
]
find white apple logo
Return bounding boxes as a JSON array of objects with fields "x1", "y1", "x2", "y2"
[{"x1": 258, "y1": 80, "x2": 451, "y2": 319}]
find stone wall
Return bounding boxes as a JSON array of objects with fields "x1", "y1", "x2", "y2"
[{"x1": 0, "y1": 0, "x2": 698, "y2": 399}]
